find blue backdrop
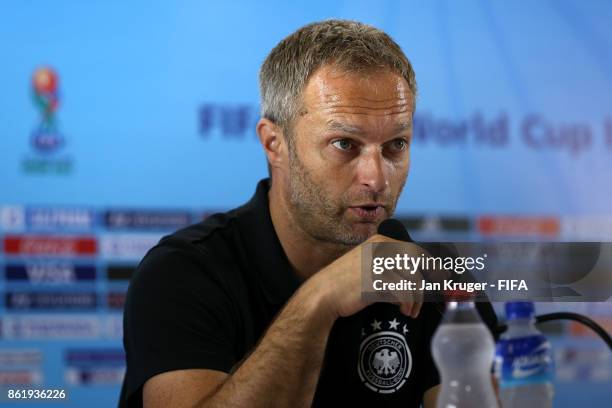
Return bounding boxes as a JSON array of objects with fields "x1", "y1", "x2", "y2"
[{"x1": 1, "y1": 1, "x2": 611, "y2": 406}]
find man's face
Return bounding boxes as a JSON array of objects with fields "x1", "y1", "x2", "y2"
[{"x1": 285, "y1": 65, "x2": 414, "y2": 246}]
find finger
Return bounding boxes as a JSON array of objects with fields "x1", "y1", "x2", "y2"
[
  {"x1": 399, "y1": 302, "x2": 414, "y2": 317},
  {"x1": 410, "y1": 301, "x2": 422, "y2": 318}
]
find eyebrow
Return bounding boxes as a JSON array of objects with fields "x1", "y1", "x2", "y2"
[{"x1": 325, "y1": 120, "x2": 412, "y2": 136}]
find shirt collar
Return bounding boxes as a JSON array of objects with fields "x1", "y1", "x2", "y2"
[{"x1": 235, "y1": 178, "x2": 301, "y2": 306}]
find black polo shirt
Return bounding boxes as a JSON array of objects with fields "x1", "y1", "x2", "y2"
[{"x1": 120, "y1": 178, "x2": 498, "y2": 407}]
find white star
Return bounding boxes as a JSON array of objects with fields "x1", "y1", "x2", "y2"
[
  {"x1": 389, "y1": 318, "x2": 400, "y2": 330},
  {"x1": 402, "y1": 324, "x2": 409, "y2": 335},
  {"x1": 370, "y1": 319, "x2": 382, "y2": 331}
]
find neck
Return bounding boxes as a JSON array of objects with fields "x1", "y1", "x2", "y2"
[{"x1": 268, "y1": 180, "x2": 351, "y2": 281}]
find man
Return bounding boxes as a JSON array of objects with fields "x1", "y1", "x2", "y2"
[{"x1": 120, "y1": 19, "x2": 498, "y2": 407}]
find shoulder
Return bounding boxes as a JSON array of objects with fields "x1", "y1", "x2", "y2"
[
  {"x1": 129, "y1": 209, "x2": 249, "y2": 298},
  {"x1": 158, "y1": 210, "x2": 240, "y2": 256}
]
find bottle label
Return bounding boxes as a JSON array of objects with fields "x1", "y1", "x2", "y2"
[{"x1": 494, "y1": 335, "x2": 554, "y2": 387}]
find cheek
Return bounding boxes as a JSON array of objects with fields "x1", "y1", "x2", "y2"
[
  {"x1": 295, "y1": 149, "x2": 345, "y2": 193},
  {"x1": 404, "y1": 155, "x2": 411, "y2": 175},
  {"x1": 387, "y1": 157, "x2": 410, "y2": 186},
  {"x1": 297, "y1": 137, "x2": 335, "y2": 170}
]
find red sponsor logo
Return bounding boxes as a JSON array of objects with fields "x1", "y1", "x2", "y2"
[
  {"x1": 107, "y1": 292, "x2": 126, "y2": 309},
  {"x1": 569, "y1": 318, "x2": 612, "y2": 338},
  {"x1": 0, "y1": 370, "x2": 42, "y2": 385},
  {"x1": 3, "y1": 235, "x2": 97, "y2": 255},
  {"x1": 477, "y1": 216, "x2": 560, "y2": 237}
]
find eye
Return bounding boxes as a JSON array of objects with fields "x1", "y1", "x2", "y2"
[
  {"x1": 388, "y1": 138, "x2": 409, "y2": 152},
  {"x1": 331, "y1": 138, "x2": 354, "y2": 151}
]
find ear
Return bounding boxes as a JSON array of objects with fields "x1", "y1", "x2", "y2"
[{"x1": 257, "y1": 118, "x2": 287, "y2": 172}]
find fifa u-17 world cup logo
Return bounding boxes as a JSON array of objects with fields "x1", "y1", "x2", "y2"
[{"x1": 31, "y1": 66, "x2": 64, "y2": 152}]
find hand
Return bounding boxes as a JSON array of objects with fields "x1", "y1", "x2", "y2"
[{"x1": 305, "y1": 234, "x2": 425, "y2": 321}]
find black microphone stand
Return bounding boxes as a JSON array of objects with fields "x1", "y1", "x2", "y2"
[{"x1": 496, "y1": 312, "x2": 612, "y2": 350}]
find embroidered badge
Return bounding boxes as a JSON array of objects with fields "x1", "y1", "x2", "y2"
[{"x1": 358, "y1": 318, "x2": 412, "y2": 393}]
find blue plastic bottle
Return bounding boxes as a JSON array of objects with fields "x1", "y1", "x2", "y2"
[{"x1": 495, "y1": 301, "x2": 554, "y2": 408}]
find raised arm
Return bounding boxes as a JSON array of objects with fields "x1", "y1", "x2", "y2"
[{"x1": 141, "y1": 235, "x2": 422, "y2": 407}]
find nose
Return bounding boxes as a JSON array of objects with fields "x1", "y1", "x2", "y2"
[{"x1": 355, "y1": 147, "x2": 388, "y2": 193}]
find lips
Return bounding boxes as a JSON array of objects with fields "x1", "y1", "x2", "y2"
[{"x1": 349, "y1": 204, "x2": 385, "y2": 221}]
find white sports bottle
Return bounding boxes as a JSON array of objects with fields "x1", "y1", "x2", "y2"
[{"x1": 432, "y1": 301, "x2": 498, "y2": 408}]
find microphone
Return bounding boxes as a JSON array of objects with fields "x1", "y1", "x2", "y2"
[
  {"x1": 377, "y1": 218, "x2": 413, "y2": 242},
  {"x1": 377, "y1": 218, "x2": 451, "y2": 316}
]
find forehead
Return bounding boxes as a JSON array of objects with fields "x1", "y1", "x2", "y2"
[{"x1": 300, "y1": 65, "x2": 415, "y2": 119}]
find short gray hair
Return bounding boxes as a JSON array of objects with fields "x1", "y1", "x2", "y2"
[{"x1": 259, "y1": 19, "x2": 417, "y2": 133}]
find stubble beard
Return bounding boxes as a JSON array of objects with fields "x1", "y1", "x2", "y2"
[{"x1": 287, "y1": 146, "x2": 403, "y2": 246}]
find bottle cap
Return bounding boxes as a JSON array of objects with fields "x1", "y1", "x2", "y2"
[
  {"x1": 443, "y1": 289, "x2": 474, "y2": 302},
  {"x1": 505, "y1": 301, "x2": 535, "y2": 319}
]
